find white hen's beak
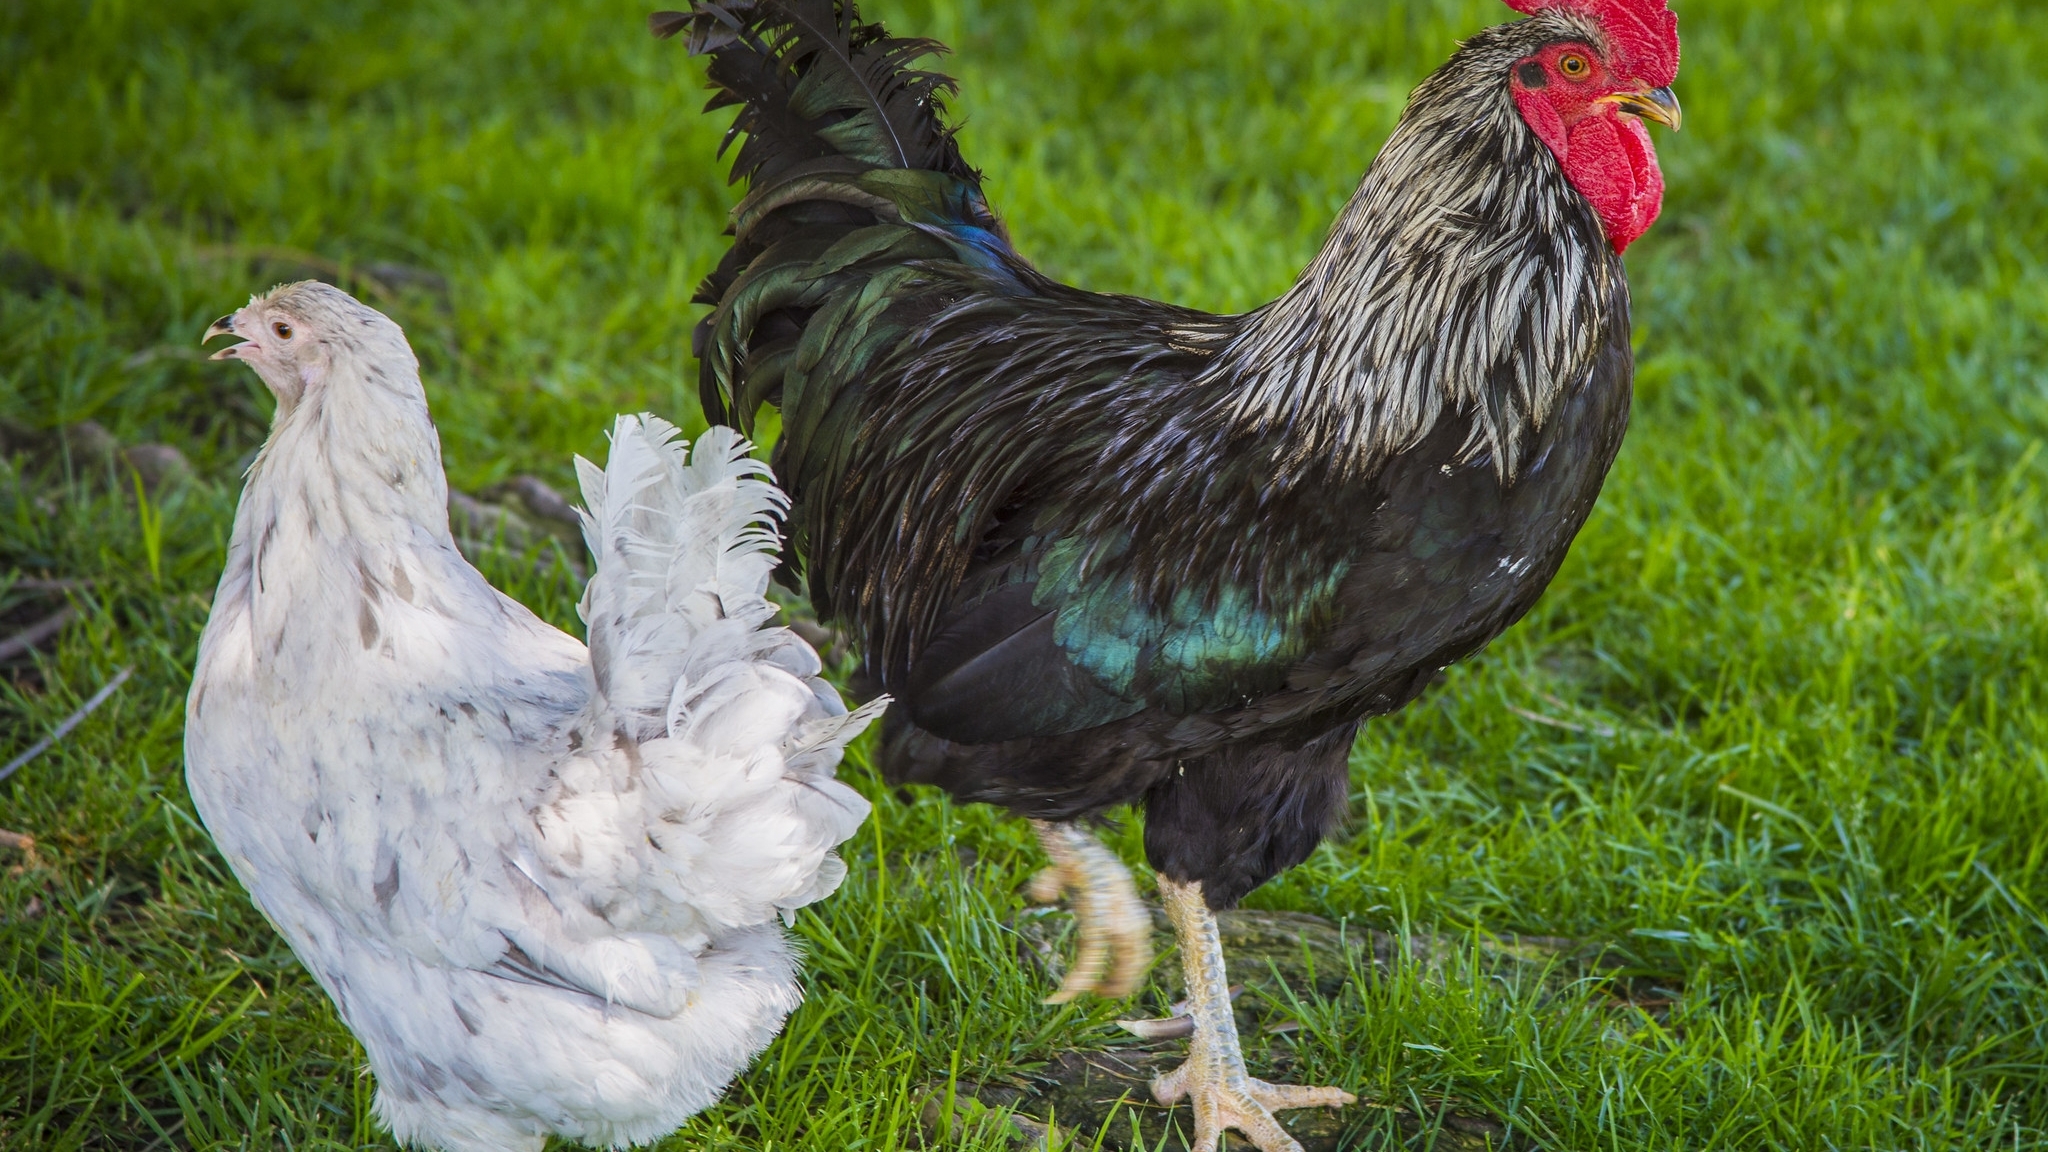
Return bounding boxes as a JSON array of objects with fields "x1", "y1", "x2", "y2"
[{"x1": 204, "y1": 313, "x2": 249, "y2": 360}]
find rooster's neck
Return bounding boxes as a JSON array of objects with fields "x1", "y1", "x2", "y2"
[{"x1": 1205, "y1": 29, "x2": 1626, "y2": 483}]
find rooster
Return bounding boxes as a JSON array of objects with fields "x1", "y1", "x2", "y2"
[
  {"x1": 187, "y1": 282, "x2": 881, "y2": 1152},
  {"x1": 666, "y1": 1, "x2": 1680, "y2": 1148}
]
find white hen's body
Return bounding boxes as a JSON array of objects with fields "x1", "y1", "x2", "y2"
[{"x1": 186, "y1": 285, "x2": 875, "y2": 1152}]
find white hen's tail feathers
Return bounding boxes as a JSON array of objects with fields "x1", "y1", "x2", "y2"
[
  {"x1": 577, "y1": 418, "x2": 788, "y2": 737},
  {"x1": 550, "y1": 415, "x2": 882, "y2": 941}
]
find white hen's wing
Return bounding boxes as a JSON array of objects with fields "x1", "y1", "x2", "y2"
[{"x1": 515, "y1": 417, "x2": 878, "y2": 1001}]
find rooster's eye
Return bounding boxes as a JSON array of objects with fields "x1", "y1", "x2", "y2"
[
  {"x1": 1559, "y1": 54, "x2": 1590, "y2": 78},
  {"x1": 273, "y1": 322, "x2": 294, "y2": 339}
]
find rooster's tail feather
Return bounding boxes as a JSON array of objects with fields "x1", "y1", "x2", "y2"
[
  {"x1": 660, "y1": 0, "x2": 974, "y2": 192},
  {"x1": 660, "y1": 0, "x2": 1015, "y2": 429}
]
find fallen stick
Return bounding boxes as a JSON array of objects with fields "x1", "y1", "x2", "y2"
[
  {"x1": 499, "y1": 474, "x2": 582, "y2": 529},
  {"x1": 1505, "y1": 702, "x2": 1617, "y2": 739},
  {"x1": 0, "y1": 665, "x2": 134, "y2": 785},
  {"x1": 0, "y1": 607, "x2": 77, "y2": 663},
  {"x1": 8, "y1": 578, "x2": 88, "y2": 594}
]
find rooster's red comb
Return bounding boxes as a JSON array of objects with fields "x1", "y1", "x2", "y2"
[{"x1": 1502, "y1": 0, "x2": 1679, "y2": 89}]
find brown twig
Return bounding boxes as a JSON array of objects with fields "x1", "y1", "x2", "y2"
[
  {"x1": 0, "y1": 607, "x2": 76, "y2": 663},
  {"x1": 498, "y1": 474, "x2": 582, "y2": 529},
  {"x1": 8, "y1": 578, "x2": 88, "y2": 594},
  {"x1": 0, "y1": 828, "x2": 41, "y2": 872}
]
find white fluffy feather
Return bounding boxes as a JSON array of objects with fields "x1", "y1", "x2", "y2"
[{"x1": 185, "y1": 283, "x2": 877, "y2": 1152}]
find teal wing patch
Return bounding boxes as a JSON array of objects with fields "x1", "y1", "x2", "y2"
[{"x1": 1032, "y1": 536, "x2": 1345, "y2": 715}]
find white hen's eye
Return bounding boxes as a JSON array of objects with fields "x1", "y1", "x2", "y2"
[{"x1": 273, "y1": 321, "x2": 294, "y2": 340}]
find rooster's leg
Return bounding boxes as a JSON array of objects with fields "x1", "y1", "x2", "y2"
[
  {"x1": 1027, "y1": 820, "x2": 1152, "y2": 1002},
  {"x1": 1150, "y1": 876, "x2": 1354, "y2": 1152}
]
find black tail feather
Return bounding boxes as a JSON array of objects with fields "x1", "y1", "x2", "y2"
[
  {"x1": 660, "y1": 0, "x2": 991, "y2": 426},
  {"x1": 664, "y1": 0, "x2": 975, "y2": 190}
]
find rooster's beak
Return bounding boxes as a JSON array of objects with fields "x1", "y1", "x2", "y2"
[
  {"x1": 1604, "y1": 86, "x2": 1682, "y2": 132},
  {"x1": 204, "y1": 315, "x2": 246, "y2": 360}
]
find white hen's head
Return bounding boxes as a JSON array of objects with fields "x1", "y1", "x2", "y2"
[{"x1": 204, "y1": 281, "x2": 413, "y2": 417}]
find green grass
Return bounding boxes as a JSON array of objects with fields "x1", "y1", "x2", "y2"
[{"x1": 6, "y1": 0, "x2": 2048, "y2": 1147}]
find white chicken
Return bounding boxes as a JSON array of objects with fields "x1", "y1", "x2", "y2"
[{"x1": 186, "y1": 281, "x2": 879, "y2": 1152}]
